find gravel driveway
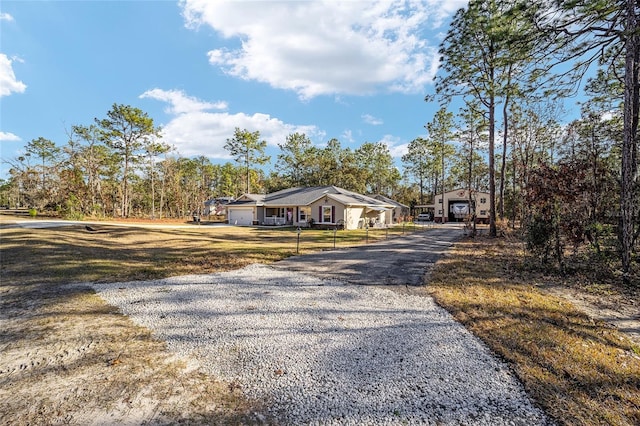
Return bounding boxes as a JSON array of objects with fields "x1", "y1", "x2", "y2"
[{"x1": 91, "y1": 226, "x2": 552, "y2": 425}]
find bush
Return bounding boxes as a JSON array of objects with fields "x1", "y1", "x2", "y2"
[
  {"x1": 526, "y1": 214, "x2": 553, "y2": 261},
  {"x1": 64, "y1": 211, "x2": 85, "y2": 221},
  {"x1": 28, "y1": 208, "x2": 37, "y2": 217}
]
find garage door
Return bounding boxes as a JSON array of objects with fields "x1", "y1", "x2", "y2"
[{"x1": 227, "y1": 208, "x2": 253, "y2": 226}]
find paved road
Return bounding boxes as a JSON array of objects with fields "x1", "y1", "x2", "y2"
[
  {"x1": 0, "y1": 219, "x2": 227, "y2": 229},
  {"x1": 273, "y1": 223, "x2": 464, "y2": 286}
]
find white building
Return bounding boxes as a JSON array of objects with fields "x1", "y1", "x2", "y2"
[{"x1": 416, "y1": 189, "x2": 491, "y2": 223}]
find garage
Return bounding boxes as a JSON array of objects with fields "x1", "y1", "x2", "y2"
[{"x1": 227, "y1": 208, "x2": 254, "y2": 226}]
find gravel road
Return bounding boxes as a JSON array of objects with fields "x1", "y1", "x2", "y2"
[{"x1": 91, "y1": 246, "x2": 552, "y2": 425}]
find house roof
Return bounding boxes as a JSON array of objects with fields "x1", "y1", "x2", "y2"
[
  {"x1": 225, "y1": 193, "x2": 265, "y2": 207},
  {"x1": 226, "y1": 186, "x2": 395, "y2": 208},
  {"x1": 371, "y1": 194, "x2": 409, "y2": 209},
  {"x1": 264, "y1": 186, "x2": 393, "y2": 208},
  {"x1": 244, "y1": 194, "x2": 266, "y2": 202},
  {"x1": 204, "y1": 196, "x2": 235, "y2": 206},
  {"x1": 441, "y1": 188, "x2": 490, "y2": 197}
]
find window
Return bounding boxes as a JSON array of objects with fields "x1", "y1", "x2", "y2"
[
  {"x1": 480, "y1": 198, "x2": 487, "y2": 204},
  {"x1": 438, "y1": 198, "x2": 443, "y2": 204},
  {"x1": 299, "y1": 207, "x2": 310, "y2": 222},
  {"x1": 266, "y1": 207, "x2": 284, "y2": 217},
  {"x1": 438, "y1": 210, "x2": 443, "y2": 215},
  {"x1": 322, "y1": 206, "x2": 333, "y2": 223},
  {"x1": 480, "y1": 210, "x2": 487, "y2": 215}
]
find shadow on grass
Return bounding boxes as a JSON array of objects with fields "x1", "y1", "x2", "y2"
[
  {"x1": 427, "y1": 238, "x2": 640, "y2": 426},
  {"x1": 0, "y1": 225, "x2": 296, "y2": 425}
]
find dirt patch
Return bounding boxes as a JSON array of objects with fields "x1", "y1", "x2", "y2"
[
  {"x1": 0, "y1": 283, "x2": 270, "y2": 425},
  {"x1": 539, "y1": 280, "x2": 640, "y2": 346}
]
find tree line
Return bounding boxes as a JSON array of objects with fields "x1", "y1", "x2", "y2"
[
  {"x1": 0, "y1": 0, "x2": 637, "y2": 279},
  {"x1": 430, "y1": 0, "x2": 638, "y2": 281},
  {"x1": 0, "y1": 103, "x2": 490, "y2": 219}
]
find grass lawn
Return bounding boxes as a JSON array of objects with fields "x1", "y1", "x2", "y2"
[
  {"x1": 1, "y1": 220, "x2": 638, "y2": 425},
  {"x1": 0, "y1": 222, "x2": 418, "y2": 285},
  {"x1": 0, "y1": 221, "x2": 420, "y2": 424},
  {"x1": 427, "y1": 234, "x2": 640, "y2": 426}
]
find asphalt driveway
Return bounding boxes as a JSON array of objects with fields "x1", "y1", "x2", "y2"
[{"x1": 273, "y1": 223, "x2": 463, "y2": 286}]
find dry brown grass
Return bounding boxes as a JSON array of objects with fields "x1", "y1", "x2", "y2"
[
  {"x1": 427, "y1": 235, "x2": 640, "y2": 426},
  {"x1": 0, "y1": 221, "x2": 418, "y2": 425},
  {"x1": 7, "y1": 220, "x2": 637, "y2": 424},
  {"x1": 0, "y1": 224, "x2": 299, "y2": 425},
  {"x1": 0, "y1": 223, "x2": 412, "y2": 285}
]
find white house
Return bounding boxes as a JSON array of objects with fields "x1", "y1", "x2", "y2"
[{"x1": 225, "y1": 186, "x2": 396, "y2": 230}]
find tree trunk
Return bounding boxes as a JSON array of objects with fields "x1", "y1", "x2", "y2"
[
  {"x1": 246, "y1": 163, "x2": 250, "y2": 194},
  {"x1": 499, "y1": 93, "x2": 510, "y2": 220},
  {"x1": 150, "y1": 156, "x2": 156, "y2": 219},
  {"x1": 122, "y1": 155, "x2": 129, "y2": 218},
  {"x1": 489, "y1": 95, "x2": 497, "y2": 237},
  {"x1": 511, "y1": 139, "x2": 517, "y2": 229},
  {"x1": 620, "y1": 0, "x2": 640, "y2": 281},
  {"x1": 441, "y1": 143, "x2": 446, "y2": 223}
]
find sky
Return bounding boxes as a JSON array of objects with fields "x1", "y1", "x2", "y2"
[
  {"x1": 0, "y1": 0, "x2": 474, "y2": 180},
  {"x1": 0, "y1": 0, "x2": 585, "y2": 182}
]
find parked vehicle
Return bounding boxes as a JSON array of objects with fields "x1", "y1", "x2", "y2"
[{"x1": 415, "y1": 213, "x2": 432, "y2": 222}]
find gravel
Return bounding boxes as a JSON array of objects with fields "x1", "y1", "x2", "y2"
[{"x1": 90, "y1": 263, "x2": 552, "y2": 425}]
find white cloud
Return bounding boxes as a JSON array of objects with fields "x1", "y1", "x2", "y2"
[
  {"x1": 0, "y1": 13, "x2": 14, "y2": 22},
  {"x1": 140, "y1": 88, "x2": 227, "y2": 114},
  {"x1": 145, "y1": 89, "x2": 322, "y2": 158},
  {"x1": 389, "y1": 142, "x2": 409, "y2": 158},
  {"x1": 600, "y1": 110, "x2": 619, "y2": 122},
  {"x1": 341, "y1": 129, "x2": 355, "y2": 143},
  {"x1": 378, "y1": 134, "x2": 408, "y2": 157},
  {"x1": 362, "y1": 114, "x2": 383, "y2": 126},
  {"x1": 425, "y1": 0, "x2": 467, "y2": 27},
  {"x1": 181, "y1": 0, "x2": 459, "y2": 99},
  {"x1": 0, "y1": 131, "x2": 21, "y2": 142},
  {"x1": 0, "y1": 54, "x2": 27, "y2": 97}
]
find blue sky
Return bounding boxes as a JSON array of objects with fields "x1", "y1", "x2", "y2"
[
  {"x1": 0, "y1": 0, "x2": 585, "y2": 181},
  {"x1": 0, "y1": 0, "x2": 471, "y2": 179}
]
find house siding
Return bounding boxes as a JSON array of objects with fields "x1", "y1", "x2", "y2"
[
  {"x1": 347, "y1": 206, "x2": 365, "y2": 229},
  {"x1": 226, "y1": 186, "x2": 396, "y2": 230},
  {"x1": 310, "y1": 200, "x2": 337, "y2": 224}
]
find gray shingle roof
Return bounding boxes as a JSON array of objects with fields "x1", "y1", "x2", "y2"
[
  {"x1": 226, "y1": 186, "x2": 395, "y2": 208},
  {"x1": 371, "y1": 194, "x2": 409, "y2": 208},
  {"x1": 265, "y1": 186, "x2": 392, "y2": 207}
]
